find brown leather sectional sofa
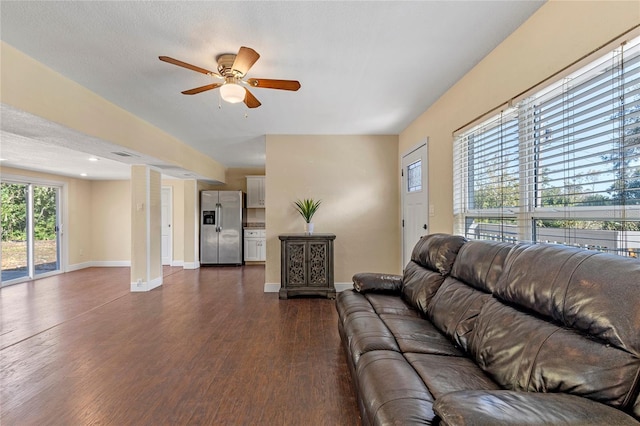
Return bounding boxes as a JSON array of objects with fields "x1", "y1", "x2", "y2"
[{"x1": 336, "y1": 233, "x2": 640, "y2": 425}]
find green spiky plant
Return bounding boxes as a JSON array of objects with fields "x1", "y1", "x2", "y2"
[{"x1": 294, "y1": 198, "x2": 321, "y2": 223}]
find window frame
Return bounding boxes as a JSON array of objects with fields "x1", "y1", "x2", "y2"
[{"x1": 453, "y1": 35, "x2": 640, "y2": 255}]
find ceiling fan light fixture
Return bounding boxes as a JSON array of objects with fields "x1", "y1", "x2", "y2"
[
  {"x1": 220, "y1": 82, "x2": 245, "y2": 104},
  {"x1": 160, "y1": 46, "x2": 301, "y2": 109}
]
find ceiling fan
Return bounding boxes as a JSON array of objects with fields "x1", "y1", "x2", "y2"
[{"x1": 159, "y1": 46, "x2": 301, "y2": 109}]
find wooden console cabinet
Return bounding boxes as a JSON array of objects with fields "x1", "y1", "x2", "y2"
[{"x1": 279, "y1": 233, "x2": 336, "y2": 299}]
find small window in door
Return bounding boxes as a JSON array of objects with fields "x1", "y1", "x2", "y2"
[{"x1": 407, "y1": 160, "x2": 422, "y2": 193}]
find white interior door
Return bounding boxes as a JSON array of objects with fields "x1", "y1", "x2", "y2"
[
  {"x1": 402, "y1": 142, "x2": 428, "y2": 268},
  {"x1": 161, "y1": 187, "x2": 172, "y2": 266}
]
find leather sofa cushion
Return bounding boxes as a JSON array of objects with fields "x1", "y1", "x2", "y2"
[
  {"x1": 335, "y1": 290, "x2": 375, "y2": 325},
  {"x1": 434, "y1": 390, "x2": 640, "y2": 426},
  {"x1": 410, "y1": 233, "x2": 467, "y2": 275},
  {"x1": 405, "y1": 353, "x2": 500, "y2": 399},
  {"x1": 496, "y1": 243, "x2": 640, "y2": 357},
  {"x1": 427, "y1": 278, "x2": 491, "y2": 352},
  {"x1": 380, "y1": 314, "x2": 463, "y2": 356},
  {"x1": 400, "y1": 234, "x2": 467, "y2": 316},
  {"x1": 357, "y1": 350, "x2": 435, "y2": 425},
  {"x1": 401, "y1": 262, "x2": 445, "y2": 315},
  {"x1": 450, "y1": 239, "x2": 513, "y2": 293},
  {"x1": 341, "y1": 311, "x2": 399, "y2": 365},
  {"x1": 365, "y1": 293, "x2": 421, "y2": 318},
  {"x1": 352, "y1": 272, "x2": 403, "y2": 294},
  {"x1": 470, "y1": 297, "x2": 640, "y2": 410}
]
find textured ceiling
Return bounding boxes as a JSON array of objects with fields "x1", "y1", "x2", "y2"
[{"x1": 0, "y1": 1, "x2": 545, "y2": 179}]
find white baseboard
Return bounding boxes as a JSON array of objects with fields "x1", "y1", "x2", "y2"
[
  {"x1": 264, "y1": 282, "x2": 280, "y2": 293},
  {"x1": 264, "y1": 282, "x2": 352, "y2": 293},
  {"x1": 93, "y1": 260, "x2": 131, "y2": 267},
  {"x1": 62, "y1": 260, "x2": 204, "y2": 274},
  {"x1": 335, "y1": 282, "x2": 352, "y2": 292},
  {"x1": 67, "y1": 260, "x2": 130, "y2": 271},
  {"x1": 130, "y1": 275, "x2": 163, "y2": 292},
  {"x1": 66, "y1": 261, "x2": 93, "y2": 272},
  {"x1": 183, "y1": 261, "x2": 200, "y2": 270}
]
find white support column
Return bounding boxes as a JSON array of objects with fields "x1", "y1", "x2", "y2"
[
  {"x1": 130, "y1": 165, "x2": 163, "y2": 292},
  {"x1": 182, "y1": 179, "x2": 200, "y2": 269}
]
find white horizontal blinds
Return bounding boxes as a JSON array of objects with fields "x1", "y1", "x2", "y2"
[
  {"x1": 452, "y1": 134, "x2": 467, "y2": 217},
  {"x1": 530, "y1": 37, "x2": 640, "y2": 255},
  {"x1": 533, "y1": 45, "x2": 630, "y2": 208},
  {"x1": 453, "y1": 109, "x2": 522, "y2": 242},
  {"x1": 453, "y1": 35, "x2": 640, "y2": 257},
  {"x1": 469, "y1": 111, "x2": 519, "y2": 210},
  {"x1": 452, "y1": 132, "x2": 468, "y2": 236}
]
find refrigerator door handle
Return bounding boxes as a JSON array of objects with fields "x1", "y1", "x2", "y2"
[{"x1": 216, "y1": 203, "x2": 222, "y2": 232}]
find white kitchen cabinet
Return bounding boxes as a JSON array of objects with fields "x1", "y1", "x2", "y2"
[
  {"x1": 244, "y1": 229, "x2": 266, "y2": 261},
  {"x1": 246, "y1": 176, "x2": 265, "y2": 208}
]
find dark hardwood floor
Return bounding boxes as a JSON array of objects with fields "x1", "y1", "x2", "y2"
[{"x1": 0, "y1": 265, "x2": 361, "y2": 425}]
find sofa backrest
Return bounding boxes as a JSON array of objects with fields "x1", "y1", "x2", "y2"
[
  {"x1": 469, "y1": 243, "x2": 640, "y2": 419},
  {"x1": 401, "y1": 233, "x2": 467, "y2": 315},
  {"x1": 449, "y1": 239, "x2": 514, "y2": 293},
  {"x1": 409, "y1": 233, "x2": 468, "y2": 275},
  {"x1": 427, "y1": 239, "x2": 513, "y2": 352}
]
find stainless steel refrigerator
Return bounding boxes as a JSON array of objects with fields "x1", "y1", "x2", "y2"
[{"x1": 200, "y1": 191, "x2": 245, "y2": 265}]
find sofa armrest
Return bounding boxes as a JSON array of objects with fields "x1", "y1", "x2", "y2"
[
  {"x1": 352, "y1": 273, "x2": 402, "y2": 294},
  {"x1": 433, "y1": 390, "x2": 640, "y2": 426}
]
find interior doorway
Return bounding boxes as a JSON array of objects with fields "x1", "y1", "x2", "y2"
[{"x1": 401, "y1": 142, "x2": 428, "y2": 268}]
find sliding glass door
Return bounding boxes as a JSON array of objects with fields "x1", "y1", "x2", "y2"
[
  {"x1": 1, "y1": 181, "x2": 61, "y2": 285},
  {"x1": 33, "y1": 185, "x2": 60, "y2": 275}
]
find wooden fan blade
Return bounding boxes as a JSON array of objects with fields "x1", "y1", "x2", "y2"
[
  {"x1": 232, "y1": 46, "x2": 260, "y2": 76},
  {"x1": 181, "y1": 83, "x2": 222, "y2": 95},
  {"x1": 159, "y1": 56, "x2": 217, "y2": 76},
  {"x1": 246, "y1": 78, "x2": 301, "y2": 91},
  {"x1": 244, "y1": 88, "x2": 262, "y2": 108}
]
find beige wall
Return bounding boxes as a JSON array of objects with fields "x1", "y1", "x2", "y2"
[
  {"x1": 399, "y1": 0, "x2": 640, "y2": 234},
  {"x1": 183, "y1": 180, "x2": 198, "y2": 266},
  {"x1": 130, "y1": 166, "x2": 148, "y2": 282},
  {"x1": 70, "y1": 176, "x2": 93, "y2": 265},
  {"x1": 149, "y1": 170, "x2": 162, "y2": 280},
  {"x1": 90, "y1": 180, "x2": 130, "y2": 262},
  {"x1": 265, "y1": 135, "x2": 401, "y2": 285},
  {"x1": 0, "y1": 41, "x2": 226, "y2": 183}
]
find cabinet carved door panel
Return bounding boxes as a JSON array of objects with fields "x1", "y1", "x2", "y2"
[
  {"x1": 309, "y1": 242, "x2": 327, "y2": 286},
  {"x1": 287, "y1": 242, "x2": 306, "y2": 286}
]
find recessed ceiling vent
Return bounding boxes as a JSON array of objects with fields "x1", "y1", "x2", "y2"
[
  {"x1": 111, "y1": 151, "x2": 138, "y2": 157},
  {"x1": 150, "y1": 164, "x2": 182, "y2": 170}
]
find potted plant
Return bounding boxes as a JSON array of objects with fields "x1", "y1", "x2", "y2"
[{"x1": 294, "y1": 198, "x2": 321, "y2": 234}]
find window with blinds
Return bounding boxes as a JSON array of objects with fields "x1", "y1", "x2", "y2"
[{"x1": 454, "y1": 35, "x2": 640, "y2": 257}]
